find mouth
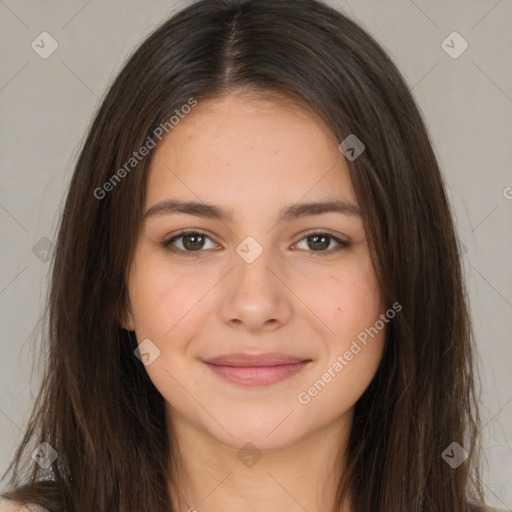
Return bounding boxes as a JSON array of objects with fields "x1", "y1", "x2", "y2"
[{"x1": 202, "y1": 352, "x2": 312, "y2": 387}]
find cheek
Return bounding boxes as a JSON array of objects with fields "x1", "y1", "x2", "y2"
[
  {"x1": 297, "y1": 266, "x2": 386, "y2": 417},
  {"x1": 335, "y1": 281, "x2": 381, "y2": 342},
  {"x1": 318, "y1": 255, "x2": 385, "y2": 382},
  {"x1": 127, "y1": 250, "x2": 214, "y2": 342},
  {"x1": 322, "y1": 260, "x2": 383, "y2": 346}
]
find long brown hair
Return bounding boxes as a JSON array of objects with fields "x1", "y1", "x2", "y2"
[{"x1": 1, "y1": 0, "x2": 486, "y2": 510}]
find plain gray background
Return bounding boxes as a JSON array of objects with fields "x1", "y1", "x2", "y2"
[{"x1": 1, "y1": 0, "x2": 511, "y2": 507}]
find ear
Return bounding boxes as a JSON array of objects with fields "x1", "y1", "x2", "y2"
[
  {"x1": 121, "y1": 312, "x2": 136, "y2": 331},
  {"x1": 119, "y1": 297, "x2": 136, "y2": 331}
]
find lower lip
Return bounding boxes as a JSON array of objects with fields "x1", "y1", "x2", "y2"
[{"x1": 203, "y1": 361, "x2": 311, "y2": 386}]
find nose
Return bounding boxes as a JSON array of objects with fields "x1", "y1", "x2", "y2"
[{"x1": 219, "y1": 243, "x2": 293, "y2": 333}]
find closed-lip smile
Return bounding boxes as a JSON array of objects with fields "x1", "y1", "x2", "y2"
[{"x1": 202, "y1": 352, "x2": 312, "y2": 386}]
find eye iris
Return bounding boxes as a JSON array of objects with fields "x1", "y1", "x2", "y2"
[
  {"x1": 183, "y1": 233, "x2": 205, "y2": 251},
  {"x1": 308, "y1": 234, "x2": 329, "y2": 251}
]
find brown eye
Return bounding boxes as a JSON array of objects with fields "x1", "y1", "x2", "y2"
[
  {"x1": 163, "y1": 231, "x2": 218, "y2": 257},
  {"x1": 306, "y1": 234, "x2": 330, "y2": 251},
  {"x1": 181, "y1": 233, "x2": 206, "y2": 251},
  {"x1": 295, "y1": 232, "x2": 351, "y2": 256}
]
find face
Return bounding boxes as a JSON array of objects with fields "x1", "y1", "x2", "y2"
[{"x1": 123, "y1": 92, "x2": 387, "y2": 451}]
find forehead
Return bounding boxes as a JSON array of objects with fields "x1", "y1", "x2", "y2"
[{"x1": 145, "y1": 93, "x2": 356, "y2": 208}]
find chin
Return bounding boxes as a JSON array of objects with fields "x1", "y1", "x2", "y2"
[{"x1": 206, "y1": 410, "x2": 311, "y2": 452}]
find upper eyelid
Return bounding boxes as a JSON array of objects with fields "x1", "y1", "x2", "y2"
[{"x1": 165, "y1": 229, "x2": 219, "y2": 246}]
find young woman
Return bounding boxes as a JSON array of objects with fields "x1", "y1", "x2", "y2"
[{"x1": 0, "y1": 0, "x2": 501, "y2": 510}]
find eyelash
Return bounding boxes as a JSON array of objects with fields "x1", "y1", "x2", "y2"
[{"x1": 162, "y1": 230, "x2": 351, "y2": 258}]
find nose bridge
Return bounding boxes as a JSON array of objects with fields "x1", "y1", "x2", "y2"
[
  {"x1": 219, "y1": 234, "x2": 292, "y2": 330},
  {"x1": 232, "y1": 234, "x2": 279, "y2": 295}
]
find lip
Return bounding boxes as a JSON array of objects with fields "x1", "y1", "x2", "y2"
[
  {"x1": 204, "y1": 352, "x2": 309, "y2": 366},
  {"x1": 202, "y1": 352, "x2": 312, "y2": 387}
]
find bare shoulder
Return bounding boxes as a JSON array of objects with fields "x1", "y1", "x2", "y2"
[{"x1": 0, "y1": 500, "x2": 47, "y2": 512}]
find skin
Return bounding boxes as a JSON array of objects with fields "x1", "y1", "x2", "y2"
[{"x1": 123, "y1": 91, "x2": 387, "y2": 512}]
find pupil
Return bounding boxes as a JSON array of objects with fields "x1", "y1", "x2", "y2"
[
  {"x1": 309, "y1": 235, "x2": 328, "y2": 250},
  {"x1": 184, "y1": 234, "x2": 203, "y2": 250}
]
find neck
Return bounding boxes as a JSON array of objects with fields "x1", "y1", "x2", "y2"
[{"x1": 166, "y1": 408, "x2": 353, "y2": 512}]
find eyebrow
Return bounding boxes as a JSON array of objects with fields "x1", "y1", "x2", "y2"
[{"x1": 143, "y1": 198, "x2": 362, "y2": 222}]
